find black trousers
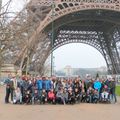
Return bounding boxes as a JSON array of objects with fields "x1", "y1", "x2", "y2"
[{"x1": 5, "y1": 87, "x2": 13, "y2": 103}]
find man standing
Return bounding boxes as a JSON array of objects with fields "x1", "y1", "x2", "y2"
[
  {"x1": 36, "y1": 76, "x2": 43, "y2": 102},
  {"x1": 4, "y1": 74, "x2": 13, "y2": 103},
  {"x1": 110, "y1": 78, "x2": 117, "y2": 103}
]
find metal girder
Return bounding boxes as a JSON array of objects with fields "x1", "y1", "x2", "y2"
[
  {"x1": 10, "y1": 0, "x2": 120, "y2": 74},
  {"x1": 53, "y1": 29, "x2": 102, "y2": 53}
]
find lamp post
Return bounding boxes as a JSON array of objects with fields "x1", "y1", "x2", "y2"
[{"x1": 51, "y1": 0, "x2": 55, "y2": 77}]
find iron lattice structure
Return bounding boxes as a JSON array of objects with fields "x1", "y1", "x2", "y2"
[{"x1": 10, "y1": 0, "x2": 120, "y2": 74}]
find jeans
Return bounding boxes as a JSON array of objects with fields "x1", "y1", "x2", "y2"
[
  {"x1": 110, "y1": 93, "x2": 117, "y2": 103},
  {"x1": 38, "y1": 89, "x2": 42, "y2": 101}
]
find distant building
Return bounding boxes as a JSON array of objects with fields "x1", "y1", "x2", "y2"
[
  {"x1": 64, "y1": 65, "x2": 73, "y2": 76},
  {"x1": 57, "y1": 65, "x2": 107, "y2": 77},
  {"x1": 97, "y1": 66, "x2": 107, "y2": 72}
]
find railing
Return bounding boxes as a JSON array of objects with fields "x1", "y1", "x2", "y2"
[
  {"x1": 29, "y1": 0, "x2": 119, "y2": 7},
  {"x1": 60, "y1": 0, "x2": 119, "y2": 4}
]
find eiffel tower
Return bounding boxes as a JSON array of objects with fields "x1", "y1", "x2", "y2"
[{"x1": 10, "y1": 0, "x2": 120, "y2": 75}]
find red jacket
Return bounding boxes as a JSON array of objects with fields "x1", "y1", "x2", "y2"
[{"x1": 48, "y1": 91, "x2": 55, "y2": 99}]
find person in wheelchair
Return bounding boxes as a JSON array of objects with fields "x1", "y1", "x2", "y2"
[{"x1": 101, "y1": 85, "x2": 109, "y2": 102}]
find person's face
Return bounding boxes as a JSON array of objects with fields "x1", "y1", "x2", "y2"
[
  {"x1": 35, "y1": 90, "x2": 37, "y2": 93},
  {"x1": 51, "y1": 89, "x2": 54, "y2": 92},
  {"x1": 82, "y1": 89, "x2": 85, "y2": 93},
  {"x1": 43, "y1": 89, "x2": 46, "y2": 93},
  {"x1": 75, "y1": 88, "x2": 78, "y2": 92},
  {"x1": 60, "y1": 89, "x2": 63, "y2": 93},
  {"x1": 27, "y1": 91, "x2": 30, "y2": 94},
  {"x1": 17, "y1": 88, "x2": 20, "y2": 92},
  {"x1": 69, "y1": 90, "x2": 72, "y2": 93},
  {"x1": 89, "y1": 87, "x2": 92, "y2": 90},
  {"x1": 97, "y1": 78, "x2": 99, "y2": 81},
  {"x1": 8, "y1": 74, "x2": 12, "y2": 79}
]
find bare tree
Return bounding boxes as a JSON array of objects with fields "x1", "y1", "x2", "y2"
[{"x1": 0, "y1": 0, "x2": 51, "y2": 76}]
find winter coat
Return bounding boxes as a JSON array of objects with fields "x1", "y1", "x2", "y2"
[
  {"x1": 36, "y1": 80, "x2": 43, "y2": 90},
  {"x1": 94, "y1": 81, "x2": 102, "y2": 92}
]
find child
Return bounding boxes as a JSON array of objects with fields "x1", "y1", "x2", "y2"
[
  {"x1": 56, "y1": 88, "x2": 66, "y2": 104},
  {"x1": 24, "y1": 90, "x2": 32, "y2": 104},
  {"x1": 48, "y1": 89, "x2": 55, "y2": 104},
  {"x1": 80, "y1": 89, "x2": 86, "y2": 102},
  {"x1": 41, "y1": 89, "x2": 47, "y2": 104},
  {"x1": 13, "y1": 87, "x2": 22, "y2": 104},
  {"x1": 68, "y1": 87, "x2": 75, "y2": 104},
  {"x1": 92, "y1": 89, "x2": 99, "y2": 103},
  {"x1": 74, "y1": 88, "x2": 80, "y2": 103},
  {"x1": 32, "y1": 89, "x2": 39, "y2": 104},
  {"x1": 86, "y1": 87, "x2": 94, "y2": 103}
]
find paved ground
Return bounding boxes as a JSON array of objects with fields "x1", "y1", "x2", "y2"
[{"x1": 0, "y1": 86, "x2": 120, "y2": 120}]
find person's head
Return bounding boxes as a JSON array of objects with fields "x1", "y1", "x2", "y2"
[
  {"x1": 94, "y1": 89, "x2": 98, "y2": 93},
  {"x1": 34, "y1": 89, "x2": 38, "y2": 94},
  {"x1": 42, "y1": 77, "x2": 46, "y2": 80},
  {"x1": 42, "y1": 89, "x2": 46, "y2": 93},
  {"x1": 77, "y1": 77, "x2": 80, "y2": 82},
  {"x1": 48, "y1": 77, "x2": 52, "y2": 81},
  {"x1": 60, "y1": 88, "x2": 64, "y2": 93},
  {"x1": 108, "y1": 77, "x2": 112, "y2": 81},
  {"x1": 89, "y1": 87, "x2": 92, "y2": 90},
  {"x1": 50, "y1": 89, "x2": 54, "y2": 92},
  {"x1": 82, "y1": 89, "x2": 85, "y2": 93},
  {"x1": 96, "y1": 78, "x2": 99, "y2": 81},
  {"x1": 39, "y1": 77, "x2": 42, "y2": 80},
  {"x1": 12, "y1": 76, "x2": 16, "y2": 80},
  {"x1": 36, "y1": 76, "x2": 39, "y2": 80},
  {"x1": 16, "y1": 87, "x2": 20, "y2": 92},
  {"x1": 27, "y1": 90, "x2": 30, "y2": 94},
  {"x1": 68, "y1": 87, "x2": 72, "y2": 92},
  {"x1": 104, "y1": 85, "x2": 108, "y2": 89},
  {"x1": 46, "y1": 77, "x2": 48, "y2": 80},
  {"x1": 112, "y1": 78, "x2": 115, "y2": 81},
  {"x1": 8, "y1": 74, "x2": 12, "y2": 79},
  {"x1": 74, "y1": 79, "x2": 77, "y2": 83},
  {"x1": 25, "y1": 76, "x2": 28, "y2": 81},
  {"x1": 64, "y1": 88, "x2": 67, "y2": 93},
  {"x1": 75, "y1": 88, "x2": 78, "y2": 92}
]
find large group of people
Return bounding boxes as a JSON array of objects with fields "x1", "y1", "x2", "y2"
[{"x1": 4, "y1": 74, "x2": 117, "y2": 105}]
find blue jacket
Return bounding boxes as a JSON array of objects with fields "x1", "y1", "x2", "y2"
[
  {"x1": 36, "y1": 80, "x2": 43, "y2": 90},
  {"x1": 44, "y1": 80, "x2": 51, "y2": 91},
  {"x1": 94, "y1": 81, "x2": 101, "y2": 92}
]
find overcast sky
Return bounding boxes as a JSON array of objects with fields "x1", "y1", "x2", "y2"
[
  {"x1": 53, "y1": 43, "x2": 106, "y2": 70},
  {"x1": 2, "y1": 0, "x2": 25, "y2": 12},
  {"x1": 3, "y1": 0, "x2": 107, "y2": 70}
]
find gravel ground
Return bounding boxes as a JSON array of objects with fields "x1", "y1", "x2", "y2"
[{"x1": 0, "y1": 86, "x2": 120, "y2": 120}]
